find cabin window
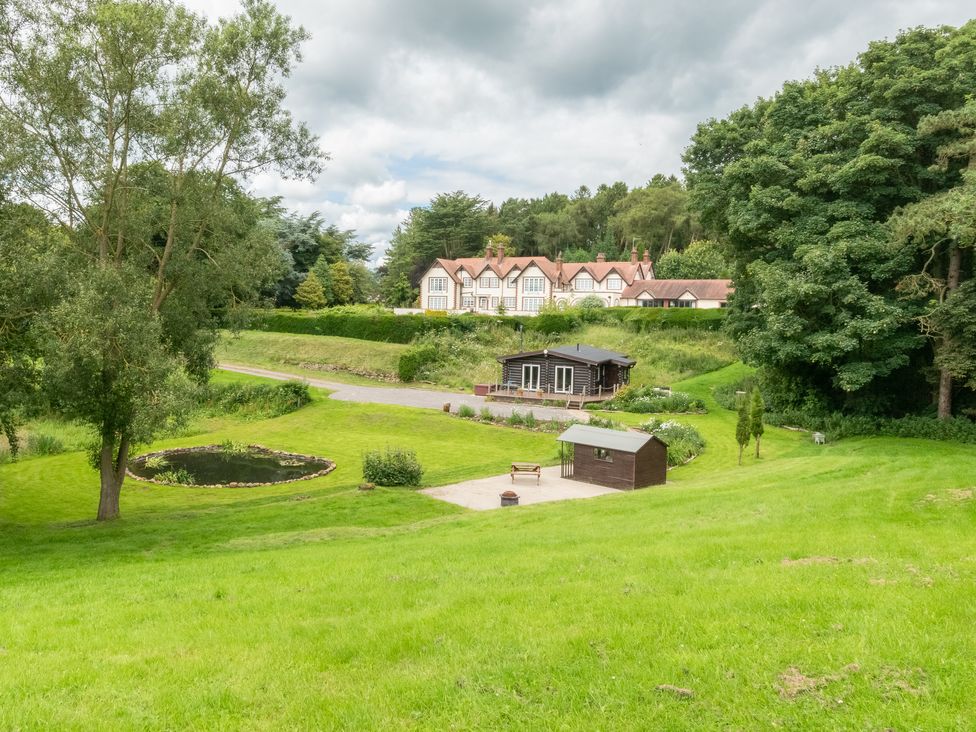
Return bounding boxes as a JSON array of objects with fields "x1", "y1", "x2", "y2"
[
  {"x1": 574, "y1": 276, "x2": 593, "y2": 291},
  {"x1": 462, "y1": 275, "x2": 473, "y2": 288},
  {"x1": 606, "y1": 277, "x2": 622, "y2": 290},
  {"x1": 554, "y1": 365, "x2": 573, "y2": 393},
  {"x1": 522, "y1": 364, "x2": 541, "y2": 390},
  {"x1": 523, "y1": 277, "x2": 545, "y2": 293},
  {"x1": 429, "y1": 277, "x2": 448, "y2": 293},
  {"x1": 522, "y1": 297, "x2": 544, "y2": 312},
  {"x1": 482, "y1": 276, "x2": 499, "y2": 288},
  {"x1": 594, "y1": 448, "x2": 613, "y2": 462},
  {"x1": 427, "y1": 296, "x2": 447, "y2": 309}
]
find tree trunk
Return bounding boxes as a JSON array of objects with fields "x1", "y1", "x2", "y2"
[
  {"x1": 755, "y1": 435, "x2": 761, "y2": 459},
  {"x1": 96, "y1": 434, "x2": 130, "y2": 521},
  {"x1": 937, "y1": 245, "x2": 962, "y2": 420},
  {"x1": 738, "y1": 444, "x2": 743, "y2": 465}
]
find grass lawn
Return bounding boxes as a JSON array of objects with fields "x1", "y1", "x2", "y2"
[{"x1": 1, "y1": 366, "x2": 975, "y2": 729}]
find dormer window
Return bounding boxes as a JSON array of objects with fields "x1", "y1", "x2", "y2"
[
  {"x1": 462, "y1": 275, "x2": 473, "y2": 288},
  {"x1": 574, "y1": 275, "x2": 593, "y2": 291},
  {"x1": 482, "y1": 276, "x2": 499, "y2": 288},
  {"x1": 606, "y1": 276, "x2": 622, "y2": 290}
]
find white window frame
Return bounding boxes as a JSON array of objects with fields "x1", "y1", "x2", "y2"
[
  {"x1": 523, "y1": 277, "x2": 545, "y2": 293},
  {"x1": 522, "y1": 364, "x2": 540, "y2": 390},
  {"x1": 671, "y1": 299, "x2": 695, "y2": 308},
  {"x1": 508, "y1": 275, "x2": 518, "y2": 287},
  {"x1": 490, "y1": 296, "x2": 499, "y2": 308},
  {"x1": 461, "y1": 295, "x2": 474, "y2": 308},
  {"x1": 482, "y1": 276, "x2": 499, "y2": 289},
  {"x1": 503, "y1": 296, "x2": 516, "y2": 309},
  {"x1": 606, "y1": 277, "x2": 622, "y2": 290},
  {"x1": 462, "y1": 275, "x2": 473, "y2": 288},
  {"x1": 522, "y1": 297, "x2": 544, "y2": 312},
  {"x1": 574, "y1": 276, "x2": 593, "y2": 291},
  {"x1": 429, "y1": 277, "x2": 448, "y2": 293},
  {"x1": 554, "y1": 365, "x2": 574, "y2": 394},
  {"x1": 427, "y1": 296, "x2": 447, "y2": 309}
]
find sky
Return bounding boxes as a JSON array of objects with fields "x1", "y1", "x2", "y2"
[{"x1": 186, "y1": 0, "x2": 974, "y2": 262}]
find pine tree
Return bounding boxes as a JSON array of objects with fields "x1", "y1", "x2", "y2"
[
  {"x1": 294, "y1": 271, "x2": 327, "y2": 310},
  {"x1": 330, "y1": 261, "x2": 354, "y2": 305},
  {"x1": 749, "y1": 387, "x2": 765, "y2": 458},
  {"x1": 736, "y1": 398, "x2": 750, "y2": 465}
]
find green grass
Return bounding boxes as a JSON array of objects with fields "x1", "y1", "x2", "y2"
[
  {"x1": 1, "y1": 364, "x2": 975, "y2": 729},
  {"x1": 217, "y1": 330, "x2": 407, "y2": 386}
]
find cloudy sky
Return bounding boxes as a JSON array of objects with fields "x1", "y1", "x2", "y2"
[{"x1": 187, "y1": 0, "x2": 973, "y2": 262}]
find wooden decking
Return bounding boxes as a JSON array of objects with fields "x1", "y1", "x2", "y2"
[{"x1": 484, "y1": 384, "x2": 619, "y2": 409}]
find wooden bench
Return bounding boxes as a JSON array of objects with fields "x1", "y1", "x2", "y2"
[{"x1": 510, "y1": 462, "x2": 541, "y2": 485}]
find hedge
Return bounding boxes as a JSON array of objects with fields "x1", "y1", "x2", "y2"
[
  {"x1": 766, "y1": 409, "x2": 976, "y2": 444},
  {"x1": 247, "y1": 306, "x2": 726, "y2": 343}
]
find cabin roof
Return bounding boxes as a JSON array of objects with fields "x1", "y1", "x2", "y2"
[
  {"x1": 496, "y1": 344, "x2": 635, "y2": 367},
  {"x1": 556, "y1": 424, "x2": 667, "y2": 452}
]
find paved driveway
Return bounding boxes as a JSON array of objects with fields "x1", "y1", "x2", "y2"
[
  {"x1": 421, "y1": 466, "x2": 619, "y2": 510},
  {"x1": 219, "y1": 363, "x2": 590, "y2": 422}
]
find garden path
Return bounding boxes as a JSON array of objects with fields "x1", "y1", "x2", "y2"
[{"x1": 219, "y1": 363, "x2": 591, "y2": 422}]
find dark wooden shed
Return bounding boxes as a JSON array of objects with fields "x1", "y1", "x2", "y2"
[
  {"x1": 557, "y1": 424, "x2": 667, "y2": 490},
  {"x1": 495, "y1": 344, "x2": 635, "y2": 398}
]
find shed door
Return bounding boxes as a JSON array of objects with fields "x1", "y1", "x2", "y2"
[
  {"x1": 554, "y1": 365, "x2": 573, "y2": 393},
  {"x1": 522, "y1": 364, "x2": 540, "y2": 390}
]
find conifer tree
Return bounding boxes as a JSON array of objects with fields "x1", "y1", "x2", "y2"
[
  {"x1": 736, "y1": 398, "x2": 751, "y2": 465},
  {"x1": 330, "y1": 261, "x2": 355, "y2": 305},
  {"x1": 749, "y1": 387, "x2": 765, "y2": 458},
  {"x1": 294, "y1": 271, "x2": 327, "y2": 309}
]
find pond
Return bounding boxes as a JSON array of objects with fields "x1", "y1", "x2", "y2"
[{"x1": 127, "y1": 444, "x2": 335, "y2": 487}]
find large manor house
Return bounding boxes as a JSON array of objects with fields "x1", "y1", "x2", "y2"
[{"x1": 419, "y1": 242, "x2": 732, "y2": 316}]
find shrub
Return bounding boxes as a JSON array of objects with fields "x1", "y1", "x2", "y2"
[
  {"x1": 523, "y1": 411, "x2": 538, "y2": 429},
  {"x1": 587, "y1": 415, "x2": 626, "y2": 430},
  {"x1": 713, "y1": 375, "x2": 758, "y2": 410},
  {"x1": 506, "y1": 411, "x2": 526, "y2": 427},
  {"x1": 479, "y1": 407, "x2": 494, "y2": 421},
  {"x1": 362, "y1": 447, "x2": 423, "y2": 486},
  {"x1": 616, "y1": 307, "x2": 727, "y2": 332},
  {"x1": 639, "y1": 418, "x2": 706, "y2": 467},
  {"x1": 397, "y1": 344, "x2": 440, "y2": 382},
  {"x1": 202, "y1": 380, "x2": 311, "y2": 419},
  {"x1": 527, "y1": 308, "x2": 581, "y2": 334},
  {"x1": 457, "y1": 404, "x2": 476, "y2": 419},
  {"x1": 26, "y1": 433, "x2": 65, "y2": 456},
  {"x1": 154, "y1": 467, "x2": 196, "y2": 485},
  {"x1": 601, "y1": 386, "x2": 706, "y2": 414},
  {"x1": 577, "y1": 295, "x2": 606, "y2": 309},
  {"x1": 765, "y1": 410, "x2": 976, "y2": 444}
]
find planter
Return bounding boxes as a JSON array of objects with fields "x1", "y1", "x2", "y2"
[
  {"x1": 473, "y1": 384, "x2": 490, "y2": 396},
  {"x1": 500, "y1": 490, "x2": 519, "y2": 507}
]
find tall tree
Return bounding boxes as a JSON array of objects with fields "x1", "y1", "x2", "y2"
[
  {"x1": 749, "y1": 387, "x2": 765, "y2": 458},
  {"x1": 0, "y1": 0, "x2": 323, "y2": 519}
]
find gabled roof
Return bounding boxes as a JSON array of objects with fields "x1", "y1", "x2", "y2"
[
  {"x1": 448, "y1": 256, "x2": 559, "y2": 282},
  {"x1": 557, "y1": 424, "x2": 667, "y2": 452},
  {"x1": 497, "y1": 344, "x2": 635, "y2": 367},
  {"x1": 561, "y1": 262, "x2": 645, "y2": 285},
  {"x1": 622, "y1": 279, "x2": 733, "y2": 301}
]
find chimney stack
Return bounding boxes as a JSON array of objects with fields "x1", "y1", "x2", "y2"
[
  {"x1": 642, "y1": 249, "x2": 650, "y2": 265},
  {"x1": 485, "y1": 243, "x2": 494, "y2": 260},
  {"x1": 596, "y1": 252, "x2": 606, "y2": 263},
  {"x1": 630, "y1": 244, "x2": 638, "y2": 265},
  {"x1": 497, "y1": 241, "x2": 505, "y2": 262},
  {"x1": 556, "y1": 251, "x2": 564, "y2": 285}
]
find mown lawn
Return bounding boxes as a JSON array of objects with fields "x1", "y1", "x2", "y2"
[{"x1": 1, "y1": 366, "x2": 975, "y2": 729}]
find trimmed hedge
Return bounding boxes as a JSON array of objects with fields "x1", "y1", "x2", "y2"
[{"x1": 247, "y1": 306, "x2": 727, "y2": 343}]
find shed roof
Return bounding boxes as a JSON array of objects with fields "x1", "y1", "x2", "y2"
[
  {"x1": 497, "y1": 344, "x2": 635, "y2": 367},
  {"x1": 556, "y1": 424, "x2": 666, "y2": 452}
]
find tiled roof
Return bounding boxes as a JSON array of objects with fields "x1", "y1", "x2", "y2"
[
  {"x1": 621, "y1": 279, "x2": 733, "y2": 301},
  {"x1": 561, "y1": 262, "x2": 644, "y2": 285}
]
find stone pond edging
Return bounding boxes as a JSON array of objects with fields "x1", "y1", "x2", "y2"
[{"x1": 127, "y1": 444, "x2": 336, "y2": 488}]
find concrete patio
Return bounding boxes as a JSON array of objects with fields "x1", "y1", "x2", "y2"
[{"x1": 421, "y1": 466, "x2": 619, "y2": 511}]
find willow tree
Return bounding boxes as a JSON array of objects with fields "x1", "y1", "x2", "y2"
[{"x1": 0, "y1": 0, "x2": 324, "y2": 519}]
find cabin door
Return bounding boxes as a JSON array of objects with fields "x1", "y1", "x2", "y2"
[
  {"x1": 554, "y1": 365, "x2": 573, "y2": 393},
  {"x1": 522, "y1": 364, "x2": 540, "y2": 390}
]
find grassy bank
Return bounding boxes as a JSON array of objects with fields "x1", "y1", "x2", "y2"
[
  {"x1": 2, "y1": 366, "x2": 975, "y2": 728},
  {"x1": 218, "y1": 324, "x2": 737, "y2": 390}
]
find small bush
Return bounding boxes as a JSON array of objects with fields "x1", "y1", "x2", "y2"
[
  {"x1": 398, "y1": 344, "x2": 441, "y2": 382},
  {"x1": 26, "y1": 433, "x2": 65, "y2": 456},
  {"x1": 362, "y1": 447, "x2": 423, "y2": 486},
  {"x1": 639, "y1": 418, "x2": 706, "y2": 467},
  {"x1": 506, "y1": 411, "x2": 526, "y2": 427},
  {"x1": 155, "y1": 468, "x2": 196, "y2": 485},
  {"x1": 588, "y1": 415, "x2": 626, "y2": 431},
  {"x1": 479, "y1": 407, "x2": 494, "y2": 421},
  {"x1": 457, "y1": 404, "x2": 476, "y2": 419},
  {"x1": 523, "y1": 411, "x2": 537, "y2": 429},
  {"x1": 577, "y1": 295, "x2": 606, "y2": 309}
]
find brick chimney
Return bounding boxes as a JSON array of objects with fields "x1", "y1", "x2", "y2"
[
  {"x1": 596, "y1": 252, "x2": 606, "y2": 263},
  {"x1": 630, "y1": 244, "x2": 638, "y2": 265},
  {"x1": 485, "y1": 243, "x2": 494, "y2": 260},
  {"x1": 642, "y1": 249, "x2": 650, "y2": 265},
  {"x1": 497, "y1": 241, "x2": 505, "y2": 262},
  {"x1": 556, "y1": 251, "x2": 564, "y2": 285}
]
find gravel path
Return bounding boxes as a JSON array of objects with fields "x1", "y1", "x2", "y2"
[{"x1": 219, "y1": 363, "x2": 590, "y2": 422}]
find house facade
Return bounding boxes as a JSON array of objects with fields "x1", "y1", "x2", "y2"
[{"x1": 419, "y1": 243, "x2": 731, "y2": 315}]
